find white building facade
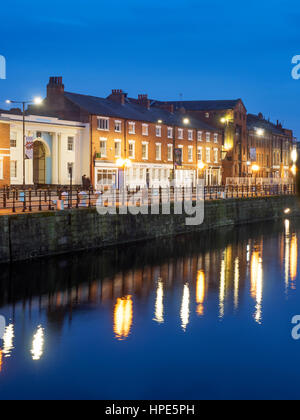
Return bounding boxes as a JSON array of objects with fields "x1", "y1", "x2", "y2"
[{"x1": 1, "y1": 113, "x2": 90, "y2": 186}]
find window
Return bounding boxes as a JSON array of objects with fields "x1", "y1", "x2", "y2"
[
  {"x1": 10, "y1": 132, "x2": 17, "y2": 148},
  {"x1": 156, "y1": 126, "x2": 162, "y2": 137},
  {"x1": 10, "y1": 161, "x2": 17, "y2": 178},
  {"x1": 67, "y1": 137, "x2": 74, "y2": 151},
  {"x1": 168, "y1": 144, "x2": 173, "y2": 161},
  {"x1": 197, "y1": 131, "x2": 203, "y2": 142},
  {"x1": 128, "y1": 122, "x2": 135, "y2": 134},
  {"x1": 100, "y1": 138, "x2": 107, "y2": 157},
  {"x1": 214, "y1": 148, "x2": 218, "y2": 163},
  {"x1": 178, "y1": 146, "x2": 184, "y2": 162},
  {"x1": 98, "y1": 117, "x2": 109, "y2": 131},
  {"x1": 206, "y1": 148, "x2": 211, "y2": 163},
  {"x1": 142, "y1": 142, "x2": 148, "y2": 160},
  {"x1": 178, "y1": 128, "x2": 184, "y2": 139},
  {"x1": 188, "y1": 146, "x2": 193, "y2": 162},
  {"x1": 214, "y1": 133, "x2": 218, "y2": 144},
  {"x1": 67, "y1": 162, "x2": 74, "y2": 178},
  {"x1": 188, "y1": 130, "x2": 193, "y2": 141},
  {"x1": 115, "y1": 121, "x2": 122, "y2": 133},
  {"x1": 156, "y1": 143, "x2": 162, "y2": 160},
  {"x1": 197, "y1": 147, "x2": 203, "y2": 162},
  {"x1": 168, "y1": 127, "x2": 173, "y2": 138},
  {"x1": 206, "y1": 132, "x2": 211, "y2": 142},
  {"x1": 115, "y1": 140, "x2": 121, "y2": 158},
  {"x1": 142, "y1": 124, "x2": 149, "y2": 136},
  {"x1": 97, "y1": 169, "x2": 117, "y2": 186},
  {"x1": 129, "y1": 141, "x2": 135, "y2": 159}
]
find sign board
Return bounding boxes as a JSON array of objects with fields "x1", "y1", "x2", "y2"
[
  {"x1": 25, "y1": 137, "x2": 34, "y2": 159},
  {"x1": 174, "y1": 148, "x2": 183, "y2": 167},
  {"x1": 250, "y1": 148, "x2": 257, "y2": 162}
]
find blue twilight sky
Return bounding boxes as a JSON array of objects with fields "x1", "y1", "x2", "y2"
[{"x1": 0, "y1": 0, "x2": 300, "y2": 135}]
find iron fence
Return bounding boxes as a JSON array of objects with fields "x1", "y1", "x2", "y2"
[{"x1": 0, "y1": 184, "x2": 296, "y2": 214}]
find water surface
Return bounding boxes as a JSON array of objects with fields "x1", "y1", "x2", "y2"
[{"x1": 0, "y1": 219, "x2": 300, "y2": 400}]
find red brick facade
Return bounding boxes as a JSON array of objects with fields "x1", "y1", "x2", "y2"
[{"x1": 0, "y1": 122, "x2": 10, "y2": 187}]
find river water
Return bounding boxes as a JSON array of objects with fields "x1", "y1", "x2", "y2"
[{"x1": 0, "y1": 219, "x2": 300, "y2": 400}]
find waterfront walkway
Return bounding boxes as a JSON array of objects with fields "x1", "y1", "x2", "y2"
[{"x1": 0, "y1": 184, "x2": 296, "y2": 215}]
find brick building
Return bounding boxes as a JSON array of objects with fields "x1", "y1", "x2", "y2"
[
  {"x1": 29, "y1": 77, "x2": 223, "y2": 188},
  {"x1": 247, "y1": 113, "x2": 295, "y2": 180},
  {"x1": 156, "y1": 99, "x2": 248, "y2": 183},
  {"x1": 0, "y1": 117, "x2": 10, "y2": 187}
]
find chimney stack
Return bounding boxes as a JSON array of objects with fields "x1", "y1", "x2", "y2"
[
  {"x1": 137, "y1": 94, "x2": 150, "y2": 109},
  {"x1": 108, "y1": 89, "x2": 127, "y2": 105},
  {"x1": 47, "y1": 76, "x2": 65, "y2": 99}
]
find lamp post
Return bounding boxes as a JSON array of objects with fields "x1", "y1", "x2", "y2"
[
  {"x1": 6, "y1": 97, "x2": 43, "y2": 187},
  {"x1": 116, "y1": 158, "x2": 132, "y2": 189},
  {"x1": 251, "y1": 164, "x2": 260, "y2": 187}
]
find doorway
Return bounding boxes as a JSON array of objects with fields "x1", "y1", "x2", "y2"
[{"x1": 33, "y1": 141, "x2": 46, "y2": 184}]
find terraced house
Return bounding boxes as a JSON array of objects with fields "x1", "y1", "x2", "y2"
[
  {"x1": 30, "y1": 77, "x2": 223, "y2": 188},
  {"x1": 247, "y1": 113, "x2": 296, "y2": 180}
]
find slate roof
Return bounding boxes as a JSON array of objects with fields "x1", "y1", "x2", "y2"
[
  {"x1": 247, "y1": 114, "x2": 288, "y2": 136},
  {"x1": 64, "y1": 92, "x2": 220, "y2": 132},
  {"x1": 154, "y1": 99, "x2": 242, "y2": 112}
]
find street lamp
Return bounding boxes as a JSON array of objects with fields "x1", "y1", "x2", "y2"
[
  {"x1": 197, "y1": 161, "x2": 206, "y2": 184},
  {"x1": 116, "y1": 158, "x2": 132, "y2": 189},
  {"x1": 6, "y1": 97, "x2": 43, "y2": 186},
  {"x1": 251, "y1": 164, "x2": 260, "y2": 186}
]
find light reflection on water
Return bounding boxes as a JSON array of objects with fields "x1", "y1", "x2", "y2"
[{"x1": 0, "y1": 219, "x2": 300, "y2": 399}]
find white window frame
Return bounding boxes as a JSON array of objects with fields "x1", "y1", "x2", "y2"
[
  {"x1": 178, "y1": 128, "x2": 184, "y2": 140},
  {"x1": 155, "y1": 143, "x2": 162, "y2": 161},
  {"x1": 188, "y1": 145, "x2": 193, "y2": 162},
  {"x1": 10, "y1": 160, "x2": 17, "y2": 179},
  {"x1": 97, "y1": 117, "x2": 109, "y2": 131},
  {"x1": 128, "y1": 122, "x2": 136, "y2": 134},
  {"x1": 197, "y1": 131, "x2": 203, "y2": 142},
  {"x1": 67, "y1": 136, "x2": 74, "y2": 152},
  {"x1": 214, "y1": 133, "x2": 218, "y2": 144},
  {"x1": 206, "y1": 147, "x2": 211, "y2": 163},
  {"x1": 156, "y1": 126, "x2": 162, "y2": 138},
  {"x1": 188, "y1": 130, "x2": 194, "y2": 141},
  {"x1": 167, "y1": 127, "x2": 173, "y2": 139},
  {"x1": 100, "y1": 137, "x2": 107, "y2": 157},
  {"x1": 142, "y1": 124, "x2": 149, "y2": 136},
  {"x1": 206, "y1": 132, "x2": 211, "y2": 142},
  {"x1": 197, "y1": 147, "x2": 203, "y2": 162},
  {"x1": 129, "y1": 140, "x2": 135, "y2": 159},
  {"x1": 115, "y1": 120, "x2": 122, "y2": 133},
  {"x1": 10, "y1": 132, "x2": 17, "y2": 148},
  {"x1": 178, "y1": 145, "x2": 184, "y2": 163},
  {"x1": 214, "y1": 148, "x2": 219, "y2": 163},
  {"x1": 142, "y1": 142, "x2": 149, "y2": 160},
  {"x1": 114, "y1": 139, "x2": 122, "y2": 158},
  {"x1": 167, "y1": 144, "x2": 173, "y2": 161}
]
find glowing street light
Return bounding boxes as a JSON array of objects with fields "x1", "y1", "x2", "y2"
[
  {"x1": 256, "y1": 128, "x2": 264, "y2": 137},
  {"x1": 5, "y1": 97, "x2": 43, "y2": 186}
]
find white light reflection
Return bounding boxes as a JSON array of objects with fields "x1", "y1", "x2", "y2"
[
  {"x1": 30, "y1": 326, "x2": 45, "y2": 361},
  {"x1": 234, "y1": 258, "x2": 240, "y2": 310},
  {"x1": 219, "y1": 252, "x2": 226, "y2": 319},
  {"x1": 2, "y1": 324, "x2": 14, "y2": 358},
  {"x1": 251, "y1": 251, "x2": 263, "y2": 324},
  {"x1": 153, "y1": 279, "x2": 164, "y2": 324},
  {"x1": 196, "y1": 271, "x2": 205, "y2": 316},
  {"x1": 180, "y1": 283, "x2": 190, "y2": 332}
]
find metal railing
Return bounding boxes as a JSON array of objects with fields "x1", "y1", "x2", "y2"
[{"x1": 0, "y1": 184, "x2": 296, "y2": 214}]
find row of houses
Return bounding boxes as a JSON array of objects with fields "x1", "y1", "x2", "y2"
[{"x1": 0, "y1": 77, "x2": 297, "y2": 189}]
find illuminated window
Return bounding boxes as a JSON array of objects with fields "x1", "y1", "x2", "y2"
[
  {"x1": 197, "y1": 147, "x2": 203, "y2": 161},
  {"x1": 129, "y1": 141, "x2": 135, "y2": 159},
  {"x1": 188, "y1": 146, "x2": 193, "y2": 162},
  {"x1": 206, "y1": 148, "x2": 211, "y2": 163},
  {"x1": 156, "y1": 143, "x2": 162, "y2": 160},
  {"x1": 128, "y1": 122, "x2": 136, "y2": 134},
  {"x1": 142, "y1": 142, "x2": 148, "y2": 160}
]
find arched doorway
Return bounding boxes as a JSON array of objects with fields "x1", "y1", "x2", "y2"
[{"x1": 33, "y1": 141, "x2": 46, "y2": 184}]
